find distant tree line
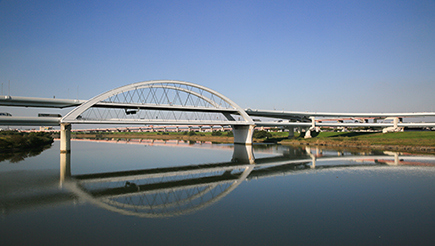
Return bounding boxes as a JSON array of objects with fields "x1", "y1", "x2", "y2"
[{"x1": 182, "y1": 130, "x2": 271, "y2": 138}]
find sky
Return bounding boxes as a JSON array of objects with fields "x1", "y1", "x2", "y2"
[{"x1": 1, "y1": 0, "x2": 435, "y2": 118}]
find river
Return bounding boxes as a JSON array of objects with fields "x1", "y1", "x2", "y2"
[{"x1": 1, "y1": 139, "x2": 435, "y2": 245}]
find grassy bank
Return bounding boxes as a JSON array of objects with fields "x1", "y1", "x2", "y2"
[
  {"x1": 279, "y1": 131, "x2": 435, "y2": 152},
  {"x1": 72, "y1": 130, "x2": 289, "y2": 143},
  {"x1": 71, "y1": 130, "x2": 435, "y2": 152}
]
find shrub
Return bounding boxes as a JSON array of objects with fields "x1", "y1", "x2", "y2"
[{"x1": 253, "y1": 130, "x2": 272, "y2": 139}]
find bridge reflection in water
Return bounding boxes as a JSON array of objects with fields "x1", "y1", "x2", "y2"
[{"x1": 58, "y1": 141, "x2": 435, "y2": 218}]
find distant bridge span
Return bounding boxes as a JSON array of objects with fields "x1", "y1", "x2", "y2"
[{"x1": 1, "y1": 80, "x2": 259, "y2": 147}]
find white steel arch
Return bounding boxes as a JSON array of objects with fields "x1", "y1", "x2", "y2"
[{"x1": 62, "y1": 80, "x2": 254, "y2": 125}]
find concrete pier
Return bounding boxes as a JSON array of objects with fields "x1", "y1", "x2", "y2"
[
  {"x1": 287, "y1": 127, "x2": 294, "y2": 138},
  {"x1": 232, "y1": 125, "x2": 255, "y2": 145},
  {"x1": 60, "y1": 123, "x2": 71, "y2": 154}
]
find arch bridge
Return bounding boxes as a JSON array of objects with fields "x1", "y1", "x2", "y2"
[
  {"x1": 2, "y1": 79, "x2": 435, "y2": 152},
  {"x1": 56, "y1": 80, "x2": 256, "y2": 151}
]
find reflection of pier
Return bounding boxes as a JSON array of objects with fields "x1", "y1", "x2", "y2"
[{"x1": 58, "y1": 145, "x2": 435, "y2": 218}]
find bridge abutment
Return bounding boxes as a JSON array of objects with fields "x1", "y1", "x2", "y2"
[{"x1": 232, "y1": 125, "x2": 255, "y2": 145}]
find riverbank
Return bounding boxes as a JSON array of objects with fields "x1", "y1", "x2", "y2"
[
  {"x1": 279, "y1": 131, "x2": 435, "y2": 153},
  {"x1": 71, "y1": 131, "x2": 435, "y2": 153},
  {"x1": 72, "y1": 130, "x2": 290, "y2": 144}
]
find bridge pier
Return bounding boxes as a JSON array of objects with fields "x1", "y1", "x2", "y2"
[
  {"x1": 232, "y1": 125, "x2": 255, "y2": 145},
  {"x1": 302, "y1": 128, "x2": 311, "y2": 138},
  {"x1": 382, "y1": 117, "x2": 404, "y2": 133},
  {"x1": 287, "y1": 127, "x2": 294, "y2": 138},
  {"x1": 304, "y1": 117, "x2": 316, "y2": 139},
  {"x1": 60, "y1": 123, "x2": 71, "y2": 154}
]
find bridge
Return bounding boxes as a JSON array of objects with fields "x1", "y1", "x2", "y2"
[{"x1": 1, "y1": 80, "x2": 435, "y2": 151}]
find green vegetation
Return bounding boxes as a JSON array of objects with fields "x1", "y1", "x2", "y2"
[
  {"x1": 74, "y1": 130, "x2": 286, "y2": 142},
  {"x1": 253, "y1": 130, "x2": 272, "y2": 139},
  {"x1": 0, "y1": 131, "x2": 54, "y2": 151},
  {"x1": 73, "y1": 129, "x2": 435, "y2": 150},
  {"x1": 252, "y1": 130, "x2": 290, "y2": 142},
  {"x1": 280, "y1": 131, "x2": 435, "y2": 149}
]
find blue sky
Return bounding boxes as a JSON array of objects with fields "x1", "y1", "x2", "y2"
[{"x1": 1, "y1": 0, "x2": 434, "y2": 117}]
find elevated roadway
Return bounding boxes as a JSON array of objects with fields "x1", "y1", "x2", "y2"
[
  {"x1": 4, "y1": 96, "x2": 434, "y2": 119},
  {"x1": 245, "y1": 108, "x2": 435, "y2": 118},
  {"x1": 0, "y1": 116, "x2": 61, "y2": 126}
]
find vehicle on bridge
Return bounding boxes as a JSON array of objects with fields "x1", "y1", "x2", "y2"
[
  {"x1": 0, "y1": 112, "x2": 12, "y2": 116},
  {"x1": 38, "y1": 113, "x2": 62, "y2": 117}
]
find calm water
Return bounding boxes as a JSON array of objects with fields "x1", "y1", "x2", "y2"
[{"x1": 1, "y1": 139, "x2": 435, "y2": 246}]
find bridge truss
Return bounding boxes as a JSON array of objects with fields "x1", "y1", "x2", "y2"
[{"x1": 62, "y1": 80, "x2": 253, "y2": 126}]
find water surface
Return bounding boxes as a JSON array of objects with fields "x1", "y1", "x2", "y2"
[{"x1": 1, "y1": 139, "x2": 435, "y2": 245}]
